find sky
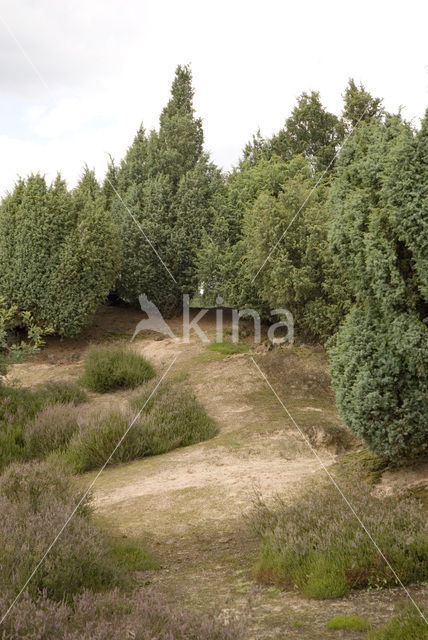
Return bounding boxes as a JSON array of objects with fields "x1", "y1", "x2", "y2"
[{"x1": 0, "y1": 0, "x2": 427, "y2": 195}]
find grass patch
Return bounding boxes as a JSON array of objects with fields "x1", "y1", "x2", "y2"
[
  {"x1": 250, "y1": 472, "x2": 428, "y2": 599},
  {"x1": 207, "y1": 341, "x2": 249, "y2": 355},
  {"x1": 79, "y1": 347, "x2": 155, "y2": 393},
  {"x1": 365, "y1": 607, "x2": 428, "y2": 639},
  {"x1": 65, "y1": 381, "x2": 218, "y2": 473},
  {"x1": 172, "y1": 370, "x2": 190, "y2": 383},
  {"x1": 109, "y1": 538, "x2": 160, "y2": 571},
  {"x1": 326, "y1": 615, "x2": 371, "y2": 631}
]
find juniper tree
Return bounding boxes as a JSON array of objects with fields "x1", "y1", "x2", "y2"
[
  {"x1": 342, "y1": 79, "x2": 383, "y2": 130},
  {"x1": 328, "y1": 114, "x2": 428, "y2": 460},
  {"x1": 111, "y1": 65, "x2": 222, "y2": 316},
  {"x1": 270, "y1": 91, "x2": 344, "y2": 172}
]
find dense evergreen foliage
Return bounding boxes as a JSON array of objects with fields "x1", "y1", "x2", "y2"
[
  {"x1": 328, "y1": 113, "x2": 428, "y2": 459},
  {"x1": 0, "y1": 71, "x2": 425, "y2": 461},
  {"x1": 0, "y1": 170, "x2": 120, "y2": 336}
]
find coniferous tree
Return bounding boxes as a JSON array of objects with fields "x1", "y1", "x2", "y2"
[
  {"x1": 342, "y1": 79, "x2": 383, "y2": 129},
  {"x1": 270, "y1": 91, "x2": 344, "y2": 172},
  {"x1": 111, "y1": 65, "x2": 223, "y2": 316},
  {"x1": 328, "y1": 114, "x2": 428, "y2": 460}
]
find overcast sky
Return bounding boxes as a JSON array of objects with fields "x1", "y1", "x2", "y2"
[{"x1": 0, "y1": 0, "x2": 427, "y2": 195}]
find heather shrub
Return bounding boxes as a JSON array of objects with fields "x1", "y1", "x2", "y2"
[
  {"x1": 250, "y1": 473, "x2": 428, "y2": 598},
  {"x1": 0, "y1": 588, "x2": 245, "y2": 640},
  {"x1": 0, "y1": 461, "x2": 125, "y2": 600},
  {"x1": 64, "y1": 410, "x2": 141, "y2": 472},
  {"x1": 66, "y1": 382, "x2": 217, "y2": 473},
  {"x1": 79, "y1": 346, "x2": 156, "y2": 392},
  {"x1": 129, "y1": 381, "x2": 218, "y2": 451},
  {"x1": 38, "y1": 381, "x2": 87, "y2": 406},
  {"x1": 0, "y1": 383, "x2": 86, "y2": 471},
  {"x1": 24, "y1": 404, "x2": 80, "y2": 459}
]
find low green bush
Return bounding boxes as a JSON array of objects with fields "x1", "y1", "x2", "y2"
[
  {"x1": 64, "y1": 410, "x2": 140, "y2": 472},
  {"x1": 326, "y1": 615, "x2": 370, "y2": 631},
  {"x1": 65, "y1": 382, "x2": 218, "y2": 473},
  {"x1": 129, "y1": 381, "x2": 219, "y2": 451},
  {"x1": 365, "y1": 607, "x2": 428, "y2": 640},
  {"x1": 0, "y1": 460, "x2": 126, "y2": 600},
  {"x1": 79, "y1": 347, "x2": 156, "y2": 392},
  {"x1": 250, "y1": 474, "x2": 428, "y2": 599}
]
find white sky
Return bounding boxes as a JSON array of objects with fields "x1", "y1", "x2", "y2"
[{"x1": 0, "y1": 0, "x2": 427, "y2": 195}]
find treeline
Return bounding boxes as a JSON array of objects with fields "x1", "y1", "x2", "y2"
[{"x1": 0, "y1": 66, "x2": 426, "y2": 460}]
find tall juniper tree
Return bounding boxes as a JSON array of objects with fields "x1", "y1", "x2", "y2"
[
  {"x1": 328, "y1": 113, "x2": 428, "y2": 460},
  {"x1": 110, "y1": 65, "x2": 223, "y2": 316}
]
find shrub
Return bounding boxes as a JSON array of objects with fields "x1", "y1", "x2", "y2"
[
  {"x1": 24, "y1": 403, "x2": 80, "y2": 459},
  {"x1": 0, "y1": 383, "x2": 87, "y2": 471},
  {"x1": 328, "y1": 115, "x2": 428, "y2": 461},
  {"x1": 66, "y1": 382, "x2": 218, "y2": 473},
  {"x1": 0, "y1": 461, "x2": 125, "y2": 600},
  {"x1": 329, "y1": 308, "x2": 428, "y2": 460},
  {"x1": 0, "y1": 588, "x2": 245, "y2": 640},
  {"x1": 64, "y1": 410, "x2": 140, "y2": 472},
  {"x1": 365, "y1": 607, "x2": 428, "y2": 640},
  {"x1": 130, "y1": 381, "x2": 218, "y2": 449},
  {"x1": 0, "y1": 381, "x2": 86, "y2": 423},
  {"x1": 250, "y1": 473, "x2": 428, "y2": 599},
  {"x1": 38, "y1": 381, "x2": 88, "y2": 406},
  {"x1": 79, "y1": 347, "x2": 156, "y2": 392}
]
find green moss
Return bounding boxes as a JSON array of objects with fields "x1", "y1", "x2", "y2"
[
  {"x1": 326, "y1": 615, "x2": 370, "y2": 631},
  {"x1": 340, "y1": 449, "x2": 389, "y2": 483},
  {"x1": 207, "y1": 341, "x2": 250, "y2": 355}
]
